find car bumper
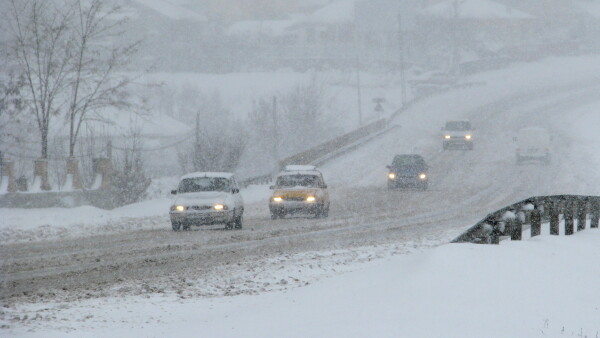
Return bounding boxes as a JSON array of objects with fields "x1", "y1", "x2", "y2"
[
  {"x1": 388, "y1": 177, "x2": 427, "y2": 187},
  {"x1": 444, "y1": 139, "x2": 472, "y2": 145},
  {"x1": 169, "y1": 210, "x2": 234, "y2": 225},
  {"x1": 269, "y1": 201, "x2": 321, "y2": 214}
]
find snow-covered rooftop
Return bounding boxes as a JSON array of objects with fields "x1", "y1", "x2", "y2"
[
  {"x1": 576, "y1": 0, "x2": 600, "y2": 19},
  {"x1": 304, "y1": 0, "x2": 355, "y2": 24},
  {"x1": 180, "y1": 172, "x2": 234, "y2": 180},
  {"x1": 421, "y1": 0, "x2": 533, "y2": 20},
  {"x1": 227, "y1": 19, "x2": 298, "y2": 37},
  {"x1": 130, "y1": 0, "x2": 207, "y2": 21}
]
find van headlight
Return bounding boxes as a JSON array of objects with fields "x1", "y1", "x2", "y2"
[{"x1": 171, "y1": 205, "x2": 185, "y2": 212}]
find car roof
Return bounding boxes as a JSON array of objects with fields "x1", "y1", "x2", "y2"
[
  {"x1": 180, "y1": 172, "x2": 234, "y2": 180},
  {"x1": 394, "y1": 154, "x2": 425, "y2": 160},
  {"x1": 278, "y1": 170, "x2": 322, "y2": 177}
]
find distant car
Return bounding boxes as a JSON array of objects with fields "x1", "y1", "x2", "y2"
[
  {"x1": 387, "y1": 154, "x2": 429, "y2": 190},
  {"x1": 441, "y1": 120, "x2": 474, "y2": 150},
  {"x1": 269, "y1": 165, "x2": 330, "y2": 219},
  {"x1": 514, "y1": 127, "x2": 551, "y2": 164},
  {"x1": 169, "y1": 172, "x2": 244, "y2": 231}
]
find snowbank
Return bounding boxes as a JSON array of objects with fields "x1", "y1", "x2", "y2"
[{"x1": 4, "y1": 230, "x2": 599, "y2": 337}]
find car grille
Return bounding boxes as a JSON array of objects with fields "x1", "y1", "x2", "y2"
[{"x1": 284, "y1": 197, "x2": 306, "y2": 202}]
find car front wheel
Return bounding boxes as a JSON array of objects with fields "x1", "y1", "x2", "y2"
[
  {"x1": 171, "y1": 221, "x2": 181, "y2": 231},
  {"x1": 234, "y1": 215, "x2": 243, "y2": 229}
]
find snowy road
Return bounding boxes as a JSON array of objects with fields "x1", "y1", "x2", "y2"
[{"x1": 2, "y1": 81, "x2": 600, "y2": 306}]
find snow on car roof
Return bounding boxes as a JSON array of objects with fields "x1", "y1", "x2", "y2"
[
  {"x1": 180, "y1": 172, "x2": 234, "y2": 180},
  {"x1": 278, "y1": 170, "x2": 322, "y2": 177},
  {"x1": 285, "y1": 165, "x2": 317, "y2": 171}
]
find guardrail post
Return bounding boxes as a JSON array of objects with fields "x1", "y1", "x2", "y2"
[
  {"x1": 531, "y1": 209, "x2": 541, "y2": 237},
  {"x1": 509, "y1": 218, "x2": 522, "y2": 241},
  {"x1": 591, "y1": 200, "x2": 599, "y2": 229},
  {"x1": 564, "y1": 201, "x2": 574, "y2": 235},
  {"x1": 549, "y1": 202, "x2": 559, "y2": 235},
  {"x1": 577, "y1": 199, "x2": 587, "y2": 232}
]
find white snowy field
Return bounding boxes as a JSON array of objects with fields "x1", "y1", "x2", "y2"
[{"x1": 4, "y1": 230, "x2": 599, "y2": 338}]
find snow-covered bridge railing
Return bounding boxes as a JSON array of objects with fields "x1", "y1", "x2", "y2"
[{"x1": 452, "y1": 195, "x2": 600, "y2": 244}]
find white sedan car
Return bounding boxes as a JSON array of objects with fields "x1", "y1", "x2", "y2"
[{"x1": 169, "y1": 172, "x2": 244, "y2": 231}]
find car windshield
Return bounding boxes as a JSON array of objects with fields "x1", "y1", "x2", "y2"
[
  {"x1": 178, "y1": 177, "x2": 230, "y2": 193},
  {"x1": 445, "y1": 121, "x2": 472, "y2": 131},
  {"x1": 276, "y1": 174, "x2": 320, "y2": 188},
  {"x1": 393, "y1": 156, "x2": 426, "y2": 168}
]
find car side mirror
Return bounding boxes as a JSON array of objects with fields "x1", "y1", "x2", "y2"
[
  {"x1": 171, "y1": 189, "x2": 177, "y2": 195},
  {"x1": 269, "y1": 185, "x2": 275, "y2": 190}
]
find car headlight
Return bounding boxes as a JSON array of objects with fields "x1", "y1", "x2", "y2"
[
  {"x1": 465, "y1": 135, "x2": 472, "y2": 140},
  {"x1": 214, "y1": 204, "x2": 226, "y2": 210},
  {"x1": 444, "y1": 135, "x2": 451, "y2": 139},
  {"x1": 419, "y1": 173, "x2": 427, "y2": 180},
  {"x1": 171, "y1": 205, "x2": 185, "y2": 212},
  {"x1": 306, "y1": 196, "x2": 316, "y2": 203},
  {"x1": 388, "y1": 173, "x2": 396, "y2": 179},
  {"x1": 273, "y1": 196, "x2": 283, "y2": 202}
]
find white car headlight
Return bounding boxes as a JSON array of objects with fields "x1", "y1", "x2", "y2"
[
  {"x1": 214, "y1": 204, "x2": 225, "y2": 210},
  {"x1": 465, "y1": 135, "x2": 472, "y2": 140},
  {"x1": 388, "y1": 173, "x2": 396, "y2": 179},
  {"x1": 419, "y1": 173, "x2": 427, "y2": 180},
  {"x1": 306, "y1": 196, "x2": 316, "y2": 203},
  {"x1": 273, "y1": 196, "x2": 283, "y2": 202},
  {"x1": 444, "y1": 135, "x2": 451, "y2": 139},
  {"x1": 174, "y1": 205, "x2": 185, "y2": 212}
]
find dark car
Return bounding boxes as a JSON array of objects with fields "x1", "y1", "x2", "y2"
[{"x1": 386, "y1": 154, "x2": 429, "y2": 190}]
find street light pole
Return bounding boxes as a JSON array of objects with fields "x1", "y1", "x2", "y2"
[
  {"x1": 398, "y1": 13, "x2": 407, "y2": 107},
  {"x1": 354, "y1": 2, "x2": 363, "y2": 127}
]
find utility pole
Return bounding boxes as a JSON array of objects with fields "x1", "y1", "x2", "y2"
[
  {"x1": 272, "y1": 96, "x2": 280, "y2": 171},
  {"x1": 398, "y1": 13, "x2": 407, "y2": 108},
  {"x1": 451, "y1": 0, "x2": 460, "y2": 75},
  {"x1": 194, "y1": 111, "x2": 200, "y2": 170},
  {"x1": 353, "y1": 5, "x2": 363, "y2": 127},
  {"x1": 355, "y1": 54, "x2": 363, "y2": 127}
]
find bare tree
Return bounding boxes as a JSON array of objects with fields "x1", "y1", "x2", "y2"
[
  {"x1": 0, "y1": 70, "x2": 25, "y2": 148},
  {"x1": 6, "y1": 0, "x2": 138, "y2": 160},
  {"x1": 7, "y1": 0, "x2": 74, "y2": 159},
  {"x1": 65, "y1": 0, "x2": 138, "y2": 157}
]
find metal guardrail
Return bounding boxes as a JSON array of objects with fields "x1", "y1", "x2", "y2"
[{"x1": 452, "y1": 195, "x2": 600, "y2": 244}]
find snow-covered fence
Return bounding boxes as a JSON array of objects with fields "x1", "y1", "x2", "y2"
[
  {"x1": 452, "y1": 195, "x2": 600, "y2": 244},
  {"x1": 0, "y1": 157, "x2": 116, "y2": 209}
]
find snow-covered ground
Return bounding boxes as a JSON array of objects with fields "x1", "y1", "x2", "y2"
[{"x1": 4, "y1": 230, "x2": 599, "y2": 337}]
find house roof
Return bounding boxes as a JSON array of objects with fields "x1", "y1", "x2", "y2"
[
  {"x1": 130, "y1": 0, "x2": 207, "y2": 22},
  {"x1": 304, "y1": 0, "x2": 355, "y2": 24},
  {"x1": 227, "y1": 19, "x2": 298, "y2": 37},
  {"x1": 576, "y1": 0, "x2": 600, "y2": 19},
  {"x1": 421, "y1": 0, "x2": 533, "y2": 20}
]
